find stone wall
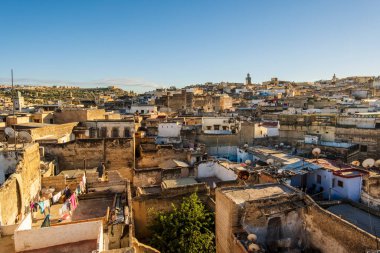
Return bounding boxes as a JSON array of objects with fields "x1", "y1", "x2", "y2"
[
  {"x1": 42, "y1": 138, "x2": 133, "y2": 173},
  {"x1": 137, "y1": 147, "x2": 187, "y2": 168},
  {"x1": 0, "y1": 143, "x2": 41, "y2": 226},
  {"x1": 133, "y1": 184, "x2": 209, "y2": 239},
  {"x1": 335, "y1": 127, "x2": 380, "y2": 160},
  {"x1": 41, "y1": 175, "x2": 66, "y2": 190}
]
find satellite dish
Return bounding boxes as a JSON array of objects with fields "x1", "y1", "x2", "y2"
[
  {"x1": 148, "y1": 178, "x2": 156, "y2": 185},
  {"x1": 247, "y1": 234, "x2": 257, "y2": 242},
  {"x1": 196, "y1": 147, "x2": 201, "y2": 151},
  {"x1": 237, "y1": 170, "x2": 250, "y2": 181},
  {"x1": 275, "y1": 145, "x2": 279, "y2": 148},
  {"x1": 248, "y1": 243, "x2": 260, "y2": 252},
  {"x1": 280, "y1": 143, "x2": 284, "y2": 146},
  {"x1": 375, "y1": 160, "x2": 380, "y2": 168},
  {"x1": 189, "y1": 148, "x2": 194, "y2": 151},
  {"x1": 266, "y1": 158, "x2": 274, "y2": 165},
  {"x1": 351, "y1": 160, "x2": 361, "y2": 166},
  {"x1": 312, "y1": 148, "x2": 321, "y2": 156},
  {"x1": 362, "y1": 158, "x2": 375, "y2": 168},
  {"x1": 245, "y1": 160, "x2": 251, "y2": 165},
  {"x1": 243, "y1": 144, "x2": 249, "y2": 148},
  {"x1": 18, "y1": 131, "x2": 33, "y2": 143},
  {"x1": 4, "y1": 127, "x2": 16, "y2": 138}
]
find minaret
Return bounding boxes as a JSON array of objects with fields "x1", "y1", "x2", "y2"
[
  {"x1": 332, "y1": 73, "x2": 337, "y2": 84},
  {"x1": 245, "y1": 73, "x2": 252, "y2": 85}
]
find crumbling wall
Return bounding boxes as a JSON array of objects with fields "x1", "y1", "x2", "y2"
[
  {"x1": 0, "y1": 143, "x2": 41, "y2": 226},
  {"x1": 133, "y1": 184, "x2": 209, "y2": 239},
  {"x1": 137, "y1": 147, "x2": 187, "y2": 168},
  {"x1": 28, "y1": 122, "x2": 78, "y2": 139},
  {"x1": 42, "y1": 138, "x2": 133, "y2": 172}
]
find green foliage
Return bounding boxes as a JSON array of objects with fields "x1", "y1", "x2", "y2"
[{"x1": 149, "y1": 193, "x2": 215, "y2": 253}]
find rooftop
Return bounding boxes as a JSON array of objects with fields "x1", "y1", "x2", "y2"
[
  {"x1": 222, "y1": 183, "x2": 294, "y2": 205},
  {"x1": 161, "y1": 177, "x2": 198, "y2": 189},
  {"x1": 327, "y1": 203, "x2": 380, "y2": 237}
]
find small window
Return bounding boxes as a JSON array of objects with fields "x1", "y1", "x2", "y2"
[
  {"x1": 214, "y1": 125, "x2": 220, "y2": 130},
  {"x1": 317, "y1": 175, "x2": 322, "y2": 184},
  {"x1": 338, "y1": 180, "x2": 344, "y2": 188},
  {"x1": 111, "y1": 127, "x2": 119, "y2": 138},
  {"x1": 124, "y1": 128, "x2": 130, "y2": 138},
  {"x1": 360, "y1": 145, "x2": 368, "y2": 152},
  {"x1": 206, "y1": 126, "x2": 212, "y2": 130},
  {"x1": 362, "y1": 180, "x2": 367, "y2": 187},
  {"x1": 100, "y1": 127, "x2": 107, "y2": 138}
]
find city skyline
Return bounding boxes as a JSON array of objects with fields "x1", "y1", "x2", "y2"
[{"x1": 1, "y1": 0, "x2": 380, "y2": 91}]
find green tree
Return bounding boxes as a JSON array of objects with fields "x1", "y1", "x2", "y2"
[{"x1": 149, "y1": 193, "x2": 215, "y2": 253}]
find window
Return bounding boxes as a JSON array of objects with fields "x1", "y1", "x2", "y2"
[
  {"x1": 338, "y1": 180, "x2": 344, "y2": 188},
  {"x1": 100, "y1": 127, "x2": 107, "y2": 138},
  {"x1": 360, "y1": 145, "x2": 367, "y2": 152},
  {"x1": 141, "y1": 110, "x2": 144, "y2": 114},
  {"x1": 332, "y1": 178, "x2": 336, "y2": 187},
  {"x1": 89, "y1": 127, "x2": 97, "y2": 138},
  {"x1": 111, "y1": 127, "x2": 119, "y2": 138},
  {"x1": 362, "y1": 180, "x2": 367, "y2": 187},
  {"x1": 317, "y1": 175, "x2": 322, "y2": 184},
  {"x1": 214, "y1": 125, "x2": 220, "y2": 130},
  {"x1": 124, "y1": 128, "x2": 130, "y2": 138},
  {"x1": 206, "y1": 126, "x2": 212, "y2": 130}
]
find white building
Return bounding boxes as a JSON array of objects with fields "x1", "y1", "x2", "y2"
[
  {"x1": 158, "y1": 122, "x2": 182, "y2": 138},
  {"x1": 201, "y1": 117, "x2": 240, "y2": 134},
  {"x1": 126, "y1": 104, "x2": 157, "y2": 114},
  {"x1": 14, "y1": 91, "x2": 25, "y2": 112}
]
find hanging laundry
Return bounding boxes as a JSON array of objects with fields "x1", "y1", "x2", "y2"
[
  {"x1": 41, "y1": 214, "x2": 50, "y2": 227},
  {"x1": 37, "y1": 201, "x2": 45, "y2": 214},
  {"x1": 69, "y1": 193, "x2": 78, "y2": 211},
  {"x1": 52, "y1": 191, "x2": 62, "y2": 204}
]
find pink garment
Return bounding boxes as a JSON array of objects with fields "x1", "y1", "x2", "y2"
[{"x1": 69, "y1": 193, "x2": 78, "y2": 211}]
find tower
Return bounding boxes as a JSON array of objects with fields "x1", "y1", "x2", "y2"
[
  {"x1": 245, "y1": 73, "x2": 252, "y2": 85},
  {"x1": 13, "y1": 91, "x2": 24, "y2": 112},
  {"x1": 332, "y1": 73, "x2": 337, "y2": 84}
]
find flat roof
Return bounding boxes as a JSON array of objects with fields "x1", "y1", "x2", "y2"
[
  {"x1": 222, "y1": 184, "x2": 294, "y2": 205},
  {"x1": 162, "y1": 177, "x2": 198, "y2": 189},
  {"x1": 327, "y1": 204, "x2": 380, "y2": 237}
]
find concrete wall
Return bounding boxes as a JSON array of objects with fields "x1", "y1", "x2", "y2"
[
  {"x1": 54, "y1": 109, "x2": 106, "y2": 124},
  {"x1": 14, "y1": 219, "x2": 103, "y2": 252},
  {"x1": 158, "y1": 123, "x2": 182, "y2": 137},
  {"x1": 42, "y1": 138, "x2": 133, "y2": 172},
  {"x1": 304, "y1": 201, "x2": 380, "y2": 253},
  {"x1": 197, "y1": 161, "x2": 237, "y2": 181}
]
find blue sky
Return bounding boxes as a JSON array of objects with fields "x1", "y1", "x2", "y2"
[{"x1": 0, "y1": 0, "x2": 379, "y2": 92}]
